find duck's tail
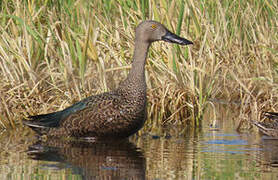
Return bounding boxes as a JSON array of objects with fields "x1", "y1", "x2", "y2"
[{"x1": 22, "y1": 111, "x2": 64, "y2": 135}]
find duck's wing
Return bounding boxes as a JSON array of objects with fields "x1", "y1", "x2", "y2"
[
  {"x1": 263, "y1": 111, "x2": 278, "y2": 120},
  {"x1": 249, "y1": 116, "x2": 278, "y2": 137},
  {"x1": 22, "y1": 97, "x2": 89, "y2": 135}
]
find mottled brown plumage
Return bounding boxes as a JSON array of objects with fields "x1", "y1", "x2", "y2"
[
  {"x1": 22, "y1": 20, "x2": 193, "y2": 139},
  {"x1": 250, "y1": 112, "x2": 278, "y2": 137}
]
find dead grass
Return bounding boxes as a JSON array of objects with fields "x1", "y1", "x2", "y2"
[{"x1": 0, "y1": 0, "x2": 277, "y2": 132}]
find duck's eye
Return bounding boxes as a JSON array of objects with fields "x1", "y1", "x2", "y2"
[{"x1": 151, "y1": 24, "x2": 157, "y2": 29}]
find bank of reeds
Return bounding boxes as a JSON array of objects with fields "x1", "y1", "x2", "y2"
[{"x1": 0, "y1": 0, "x2": 277, "y2": 132}]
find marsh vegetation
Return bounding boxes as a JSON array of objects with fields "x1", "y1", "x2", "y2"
[{"x1": 0, "y1": 0, "x2": 277, "y2": 133}]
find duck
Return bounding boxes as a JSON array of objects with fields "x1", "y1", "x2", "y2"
[
  {"x1": 250, "y1": 111, "x2": 278, "y2": 137},
  {"x1": 22, "y1": 20, "x2": 193, "y2": 139}
]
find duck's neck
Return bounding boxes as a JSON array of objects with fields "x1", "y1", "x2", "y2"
[
  {"x1": 128, "y1": 40, "x2": 150, "y2": 81},
  {"x1": 118, "y1": 40, "x2": 150, "y2": 93}
]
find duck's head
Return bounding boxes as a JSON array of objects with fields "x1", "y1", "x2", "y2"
[{"x1": 135, "y1": 20, "x2": 193, "y2": 45}]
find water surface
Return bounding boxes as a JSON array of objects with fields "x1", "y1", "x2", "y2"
[{"x1": 1, "y1": 107, "x2": 278, "y2": 180}]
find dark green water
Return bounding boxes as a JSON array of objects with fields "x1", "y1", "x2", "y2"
[{"x1": 1, "y1": 107, "x2": 278, "y2": 180}]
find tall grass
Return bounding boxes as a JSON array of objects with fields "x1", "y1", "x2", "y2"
[{"x1": 0, "y1": 0, "x2": 277, "y2": 132}]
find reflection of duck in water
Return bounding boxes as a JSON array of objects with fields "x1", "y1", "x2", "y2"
[
  {"x1": 22, "y1": 20, "x2": 193, "y2": 139},
  {"x1": 260, "y1": 139, "x2": 278, "y2": 168},
  {"x1": 250, "y1": 112, "x2": 278, "y2": 138},
  {"x1": 27, "y1": 139, "x2": 145, "y2": 179}
]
